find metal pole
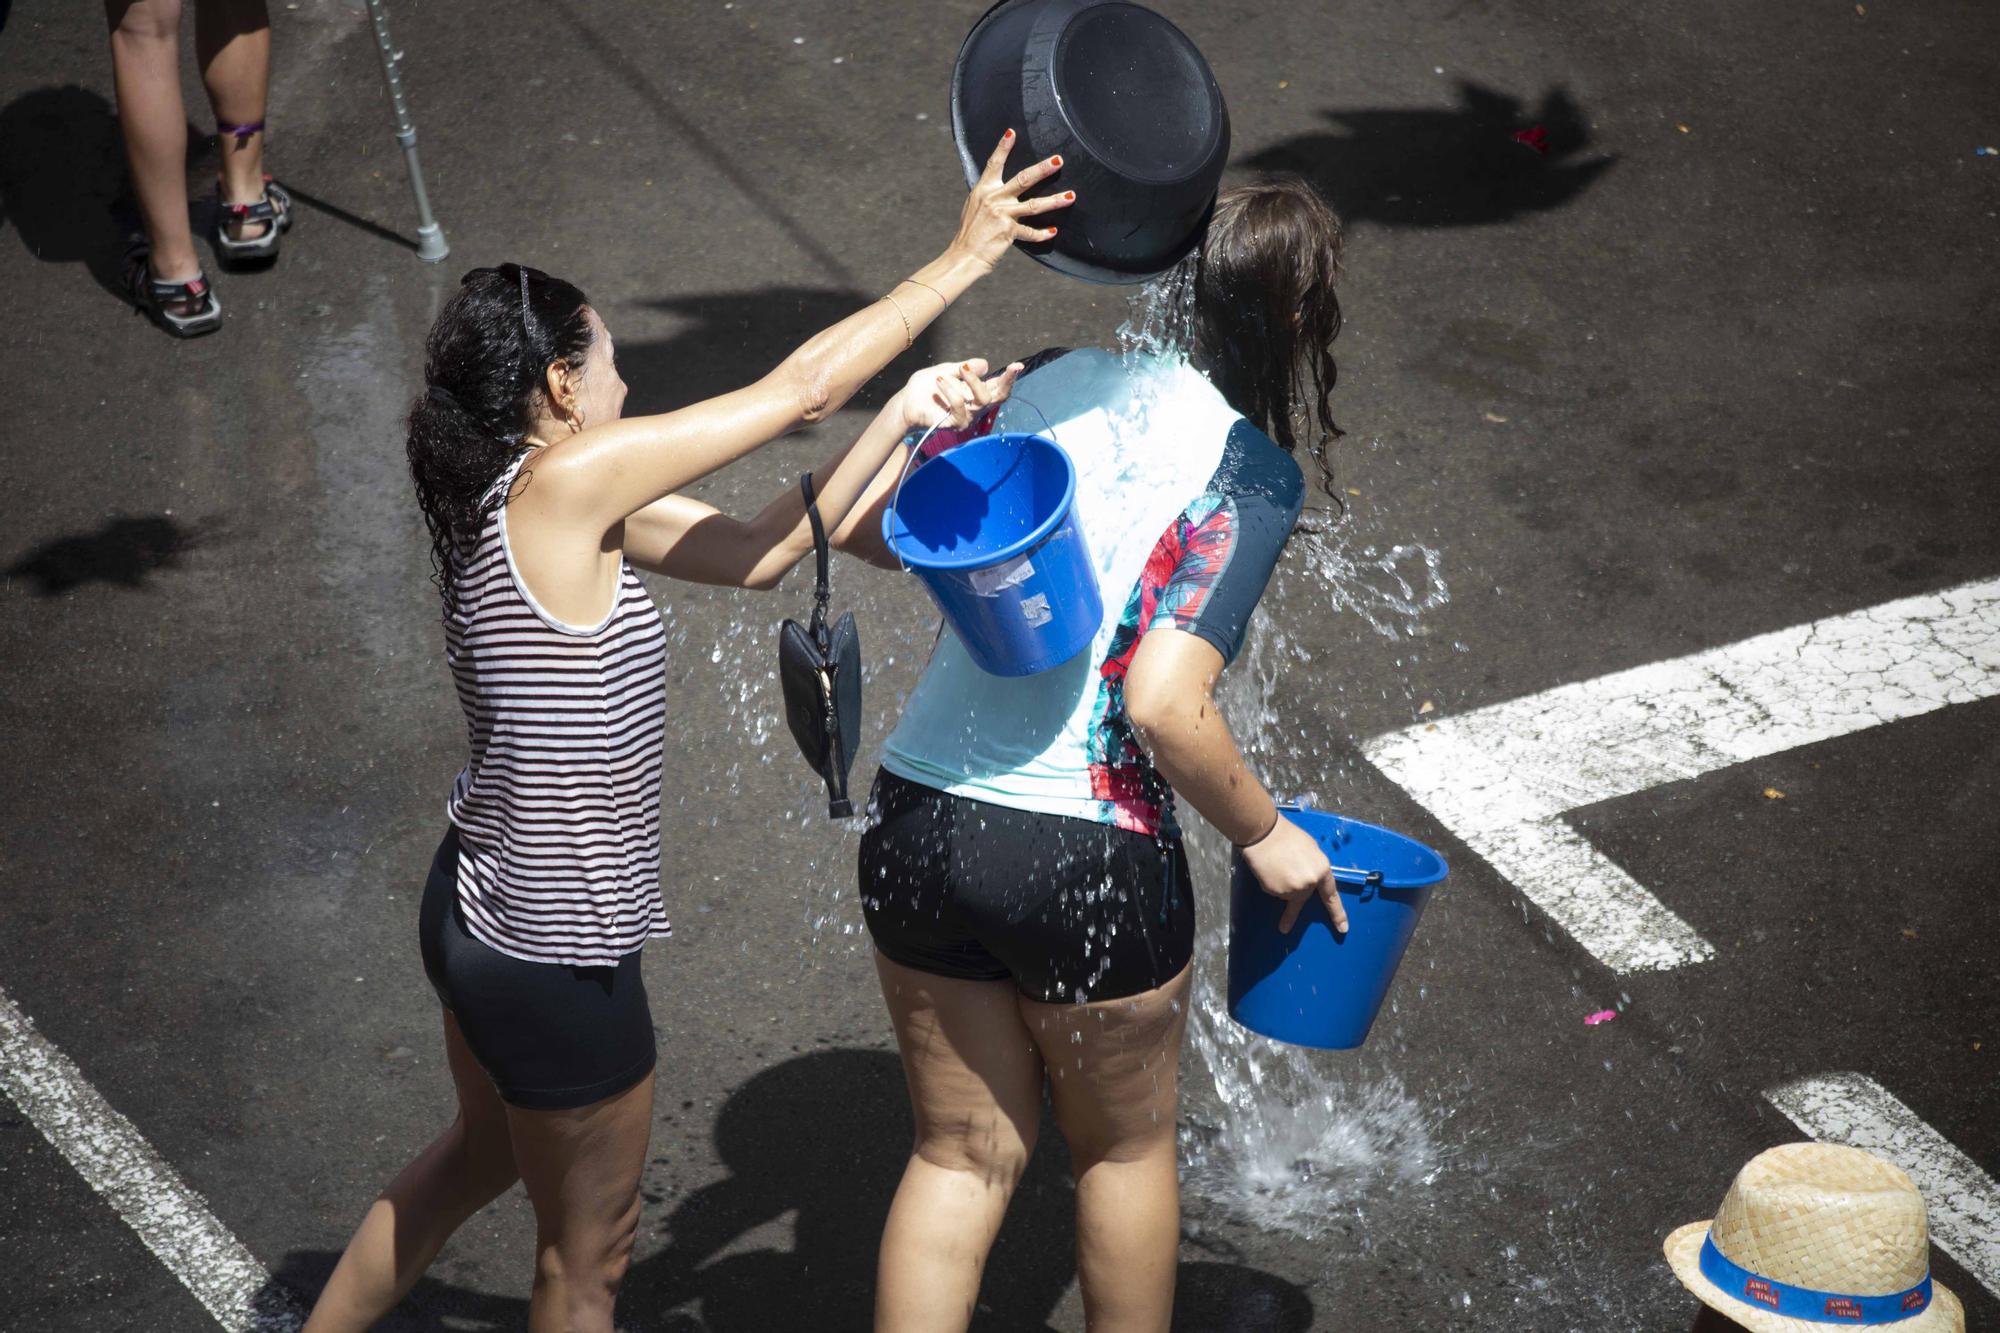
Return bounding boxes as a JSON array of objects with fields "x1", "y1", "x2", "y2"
[{"x1": 363, "y1": 0, "x2": 449, "y2": 263}]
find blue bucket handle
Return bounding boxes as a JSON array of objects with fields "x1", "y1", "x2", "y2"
[
  {"x1": 885, "y1": 395, "x2": 1059, "y2": 575},
  {"x1": 1282, "y1": 802, "x2": 1422, "y2": 892}
]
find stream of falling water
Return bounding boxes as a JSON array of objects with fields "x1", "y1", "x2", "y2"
[
  {"x1": 1176, "y1": 620, "x2": 1444, "y2": 1241},
  {"x1": 769, "y1": 269, "x2": 1459, "y2": 1241},
  {"x1": 1115, "y1": 266, "x2": 1455, "y2": 1238}
]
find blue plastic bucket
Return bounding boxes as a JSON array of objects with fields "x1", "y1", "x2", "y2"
[
  {"x1": 883, "y1": 432, "x2": 1103, "y2": 677},
  {"x1": 1227, "y1": 807, "x2": 1449, "y2": 1050}
]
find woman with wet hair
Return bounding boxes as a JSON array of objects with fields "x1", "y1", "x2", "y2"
[
  {"x1": 832, "y1": 177, "x2": 1348, "y2": 1332},
  {"x1": 300, "y1": 135, "x2": 1066, "y2": 1333}
]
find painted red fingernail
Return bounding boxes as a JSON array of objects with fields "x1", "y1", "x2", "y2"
[
  {"x1": 1003, "y1": 128, "x2": 1015, "y2": 140},
  {"x1": 1064, "y1": 191, "x2": 1076, "y2": 201},
  {"x1": 1050, "y1": 155, "x2": 1063, "y2": 167}
]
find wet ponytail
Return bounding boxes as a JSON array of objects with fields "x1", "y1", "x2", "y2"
[
  {"x1": 1187, "y1": 178, "x2": 1347, "y2": 499},
  {"x1": 406, "y1": 263, "x2": 594, "y2": 599}
]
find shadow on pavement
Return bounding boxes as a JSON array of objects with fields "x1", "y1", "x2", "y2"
[
  {"x1": 279, "y1": 181, "x2": 421, "y2": 256},
  {"x1": 5, "y1": 514, "x2": 213, "y2": 596},
  {"x1": 619, "y1": 288, "x2": 943, "y2": 417},
  {"x1": 0, "y1": 85, "x2": 158, "y2": 306},
  {"x1": 1243, "y1": 81, "x2": 1617, "y2": 228},
  {"x1": 264, "y1": 1048, "x2": 1314, "y2": 1330},
  {"x1": 0, "y1": 85, "x2": 412, "y2": 296},
  {"x1": 549, "y1": 0, "x2": 858, "y2": 285}
]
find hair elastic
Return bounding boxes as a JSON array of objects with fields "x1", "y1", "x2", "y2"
[{"x1": 1234, "y1": 805, "x2": 1283, "y2": 850}]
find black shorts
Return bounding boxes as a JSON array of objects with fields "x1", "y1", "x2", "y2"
[
  {"x1": 858, "y1": 770, "x2": 1196, "y2": 1004},
  {"x1": 418, "y1": 828, "x2": 656, "y2": 1111}
]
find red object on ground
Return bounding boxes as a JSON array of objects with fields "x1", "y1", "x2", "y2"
[{"x1": 1511, "y1": 125, "x2": 1552, "y2": 154}]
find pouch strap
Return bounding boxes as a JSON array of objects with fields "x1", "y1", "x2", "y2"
[{"x1": 799, "y1": 473, "x2": 831, "y2": 631}]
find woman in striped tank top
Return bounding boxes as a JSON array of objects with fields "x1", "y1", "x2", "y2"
[{"x1": 302, "y1": 134, "x2": 1066, "y2": 1333}]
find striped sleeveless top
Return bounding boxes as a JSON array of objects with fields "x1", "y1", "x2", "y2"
[{"x1": 442, "y1": 454, "x2": 672, "y2": 966}]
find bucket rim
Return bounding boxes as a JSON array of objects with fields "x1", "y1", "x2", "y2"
[
  {"x1": 1279, "y1": 804, "x2": 1450, "y2": 890},
  {"x1": 884, "y1": 432, "x2": 1080, "y2": 572}
]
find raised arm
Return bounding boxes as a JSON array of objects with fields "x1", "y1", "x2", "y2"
[
  {"x1": 529, "y1": 135, "x2": 1068, "y2": 535},
  {"x1": 825, "y1": 404, "x2": 1009, "y2": 570},
  {"x1": 625, "y1": 359, "x2": 1022, "y2": 589},
  {"x1": 827, "y1": 437, "x2": 915, "y2": 572}
]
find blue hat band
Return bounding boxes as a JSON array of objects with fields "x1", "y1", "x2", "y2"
[{"x1": 1700, "y1": 1234, "x2": 1933, "y2": 1324}]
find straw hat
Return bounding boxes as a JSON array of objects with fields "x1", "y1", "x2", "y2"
[{"x1": 1664, "y1": 1143, "x2": 1963, "y2": 1332}]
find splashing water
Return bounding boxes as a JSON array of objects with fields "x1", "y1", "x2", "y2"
[
  {"x1": 1116, "y1": 268, "x2": 1450, "y2": 644},
  {"x1": 1115, "y1": 251, "x2": 1198, "y2": 361},
  {"x1": 1295, "y1": 533, "x2": 1450, "y2": 641},
  {"x1": 1114, "y1": 273, "x2": 1452, "y2": 1236},
  {"x1": 785, "y1": 274, "x2": 1457, "y2": 1237},
  {"x1": 1179, "y1": 1049, "x2": 1440, "y2": 1239},
  {"x1": 1173, "y1": 620, "x2": 1445, "y2": 1238},
  {"x1": 1178, "y1": 624, "x2": 1453, "y2": 1238}
]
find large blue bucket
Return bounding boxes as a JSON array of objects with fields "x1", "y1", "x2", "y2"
[
  {"x1": 883, "y1": 432, "x2": 1103, "y2": 677},
  {"x1": 1227, "y1": 808, "x2": 1449, "y2": 1050}
]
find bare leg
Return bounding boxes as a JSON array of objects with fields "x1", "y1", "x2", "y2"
[
  {"x1": 105, "y1": 0, "x2": 198, "y2": 282},
  {"x1": 507, "y1": 1071, "x2": 655, "y2": 1333},
  {"x1": 193, "y1": 0, "x2": 270, "y2": 234},
  {"x1": 1021, "y1": 964, "x2": 1191, "y2": 1333},
  {"x1": 302, "y1": 1008, "x2": 521, "y2": 1333},
  {"x1": 873, "y1": 954, "x2": 1045, "y2": 1333}
]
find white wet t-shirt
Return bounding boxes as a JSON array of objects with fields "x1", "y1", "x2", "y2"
[{"x1": 881, "y1": 348, "x2": 1304, "y2": 836}]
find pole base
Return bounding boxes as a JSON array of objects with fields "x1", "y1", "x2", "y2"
[{"x1": 414, "y1": 223, "x2": 449, "y2": 264}]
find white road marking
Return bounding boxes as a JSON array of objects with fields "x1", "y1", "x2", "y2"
[
  {"x1": 1768, "y1": 1072, "x2": 2000, "y2": 1300},
  {"x1": 0, "y1": 984, "x2": 305, "y2": 1332},
  {"x1": 1364, "y1": 577, "x2": 2000, "y2": 972}
]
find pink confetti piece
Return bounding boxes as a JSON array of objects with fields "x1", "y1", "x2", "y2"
[{"x1": 1584, "y1": 1009, "x2": 1617, "y2": 1026}]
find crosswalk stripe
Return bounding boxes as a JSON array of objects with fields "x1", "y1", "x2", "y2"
[
  {"x1": 1767, "y1": 1072, "x2": 2000, "y2": 1300},
  {"x1": 1364, "y1": 577, "x2": 2000, "y2": 972},
  {"x1": 0, "y1": 983, "x2": 304, "y2": 1332}
]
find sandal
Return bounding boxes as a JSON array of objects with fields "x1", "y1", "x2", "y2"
[
  {"x1": 122, "y1": 237, "x2": 223, "y2": 338},
  {"x1": 213, "y1": 176, "x2": 293, "y2": 267}
]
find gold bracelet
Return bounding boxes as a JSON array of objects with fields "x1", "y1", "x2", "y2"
[
  {"x1": 900, "y1": 277, "x2": 949, "y2": 311},
  {"x1": 883, "y1": 291, "x2": 914, "y2": 349}
]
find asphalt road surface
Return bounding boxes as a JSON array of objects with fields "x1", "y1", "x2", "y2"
[{"x1": 2, "y1": 0, "x2": 1995, "y2": 1329}]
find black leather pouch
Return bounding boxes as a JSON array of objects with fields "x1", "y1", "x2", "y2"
[{"x1": 778, "y1": 474, "x2": 862, "y2": 817}]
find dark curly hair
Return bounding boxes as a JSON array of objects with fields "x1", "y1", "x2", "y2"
[
  {"x1": 1188, "y1": 177, "x2": 1347, "y2": 497},
  {"x1": 406, "y1": 263, "x2": 595, "y2": 600}
]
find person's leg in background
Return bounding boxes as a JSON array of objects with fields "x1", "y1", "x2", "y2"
[
  {"x1": 193, "y1": 0, "x2": 273, "y2": 240},
  {"x1": 105, "y1": 0, "x2": 198, "y2": 285},
  {"x1": 873, "y1": 955, "x2": 1046, "y2": 1333},
  {"x1": 1021, "y1": 963, "x2": 1192, "y2": 1333}
]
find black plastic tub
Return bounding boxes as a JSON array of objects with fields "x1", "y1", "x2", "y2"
[{"x1": 951, "y1": 0, "x2": 1230, "y2": 285}]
